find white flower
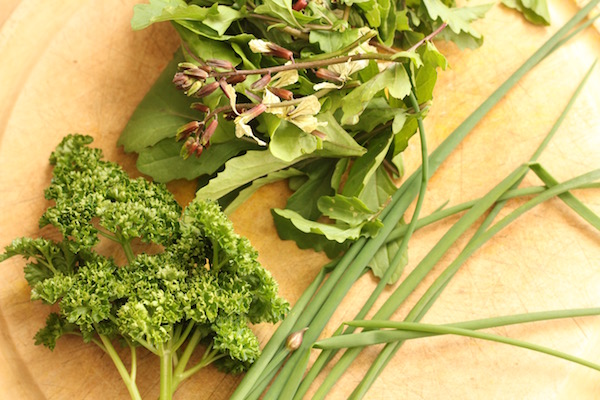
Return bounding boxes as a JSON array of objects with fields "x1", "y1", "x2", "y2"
[
  {"x1": 264, "y1": 94, "x2": 326, "y2": 133},
  {"x1": 234, "y1": 104, "x2": 267, "y2": 146},
  {"x1": 220, "y1": 81, "x2": 238, "y2": 114},
  {"x1": 313, "y1": 28, "x2": 378, "y2": 91},
  {"x1": 270, "y1": 69, "x2": 299, "y2": 88},
  {"x1": 248, "y1": 39, "x2": 272, "y2": 54}
]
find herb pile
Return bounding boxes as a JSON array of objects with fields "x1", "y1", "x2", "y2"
[
  {"x1": 118, "y1": 0, "x2": 550, "y2": 281},
  {"x1": 3, "y1": 0, "x2": 600, "y2": 398},
  {"x1": 0, "y1": 135, "x2": 288, "y2": 400}
]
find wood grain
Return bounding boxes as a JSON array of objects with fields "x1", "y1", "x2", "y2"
[{"x1": 0, "y1": 1, "x2": 599, "y2": 399}]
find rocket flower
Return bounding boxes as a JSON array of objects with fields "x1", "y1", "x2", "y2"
[
  {"x1": 234, "y1": 104, "x2": 268, "y2": 146},
  {"x1": 263, "y1": 91, "x2": 325, "y2": 134}
]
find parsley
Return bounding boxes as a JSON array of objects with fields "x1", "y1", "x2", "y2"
[{"x1": 1, "y1": 134, "x2": 289, "y2": 400}]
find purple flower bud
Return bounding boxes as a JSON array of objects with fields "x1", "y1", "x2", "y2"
[
  {"x1": 176, "y1": 120, "x2": 201, "y2": 141},
  {"x1": 219, "y1": 79, "x2": 234, "y2": 99},
  {"x1": 181, "y1": 137, "x2": 199, "y2": 159},
  {"x1": 191, "y1": 102, "x2": 210, "y2": 113},
  {"x1": 226, "y1": 74, "x2": 247, "y2": 85},
  {"x1": 315, "y1": 68, "x2": 344, "y2": 83},
  {"x1": 193, "y1": 81, "x2": 219, "y2": 98},
  {"x1": 251, "y1": 73, "x2": 272, "y2": 90},
  {"x1": 201, "y1": 119, "x2": 219, "y2": 146},
  {"x1": 207, "y1": 59, "x2": 235, "y2": 70},
  {"x1": 292, "y1": 0, "x2": 308, "y2": 11},
  {"x1": 267, "y1": 43, "x2": 294, "y2": 60},
  {"x1": 173, "y1": 72, "x2": 194, "y2": 90},
  {"x1": 268, "y1": 87, "x2": 294, "y2": 101},
  {"x1": 184, "y1": 67, "x2": 209, "y2": 80}
]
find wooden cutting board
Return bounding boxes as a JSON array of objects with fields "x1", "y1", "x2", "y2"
[{"x1": 1, "y1": 1, "x2": 599, "y2": 399}]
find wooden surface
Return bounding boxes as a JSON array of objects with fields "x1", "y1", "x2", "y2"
[{"x1": 0, "y1": 1, "x2": 599, "y2": 399}]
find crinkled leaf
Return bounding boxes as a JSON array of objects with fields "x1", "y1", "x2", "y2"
[
  {"x1": 203, "y1": 4, "x2": 246, "y2": 36},
  {"x1": 387, "y1": 63, "x2": 412, "y2": 99},
  {"x1": 349, "y1": 98, "x2": 405, "y2": 133},
  {"x1": 341, "y1": 64, "x2": 410, "y2": 125},
  {"x1": 420, "y1": 41, "x2": 448, "y2": 70},
  {"x1": 254, "y1": 0, "x2": 317, "y2": 28}
]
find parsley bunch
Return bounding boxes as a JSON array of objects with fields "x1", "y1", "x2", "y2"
[{"x1": 1, "y1": 135, "x2": 289, "y2": 400}]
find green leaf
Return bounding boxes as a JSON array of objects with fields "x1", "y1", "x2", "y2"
[
  {"x1": 415, "y1": 65, "x2": 438, "y2": 103},
  {"x1": 309, "y1": 29, "x2": 361, "y2": 53},
  {"x1": 224, "y1": 169, "x2": 304, "y2": 214},
  {"x1": 254, "y1": 0, "x2": 303, "y2": 28},
  {"x1": 393, "y1": 116, "x2": 418, "y2": 155},
  {"x1": 118, "y1": 51, "x2": 197, "y2": 153},
  {"x1": 136, "y1": 138, "x2": 258, "y2": 183},
  {"x1": 317, "y1": 195, "x2": 378, "y2": 225},
  {"x1": 270, "y1": 120, "x2": 320, "y2": 162},
  {"x1": 423, "y1": 0, "x2": 493, "y2": 49},
  {"x1": 387, "y1": 63, "x2": 412, "y2": 99},
  {"x1": 195, "y1": 150, "x2": 310, "y2": 201},
  {"x1": 350, "y1": 98, "x2": 405, "y2": 134},
  {"x1": 271, "y1": 209, "x2": 364, "y2": 243},
  {"x1": 420, "y1": 41, "x2": 448, "y2": 70},
  {"x1": 286, "y1": 160, "x2": 336, "y2": 219},
  {"x1": 342, "y1": 131, "x2": 394, "y2": 197},
  {"x1": 502, "y1": 0, "x2": 551, "y2": 25},
  {"x1": 341, "y1": 64, "x2": 410, "y2": 125},
  {"x1": 203, "y1": 4, "x2": 246, "y2": 36},
  {"x1": 131, "y1": 0, "x2": 201, "y2": 30},
  {"x1": 317, "y1": 113, "x2": 366, "y2": 158},
  {"x1": 272, "y1": 210, "x2": 349, "y2": 258},
  {"x1": 175, "y1": 24, "x2": 241, "y2": 66}
]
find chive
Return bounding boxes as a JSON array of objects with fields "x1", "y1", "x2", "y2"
[
  {"x1": 314, "y1": 307, "x2": 600, "y2": 348},
  {"x1": 530, "y1": 164, "x2": 600, "y2": 230},
  {"x1": 330, "y1": 13, "x2": 600, "y2": 398},
  {"x1": 351, "y1": 167, "x2": 600, "y2": 399},
  {"x1": 346, "y1": 321, "x2": 600, "y2": 371}
]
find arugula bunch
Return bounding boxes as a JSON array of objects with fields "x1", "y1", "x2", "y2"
[
  {"x1": 1, "y1": 135, "x2": 289, "y2": 400},
  {"x1": 118, "y1": 0, "x2": 549, "y2": 281}
]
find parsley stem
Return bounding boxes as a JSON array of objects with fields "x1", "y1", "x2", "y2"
[
  {"x1": 158, "y1": 341, "x2": 174, "y2": 400},
  {"x1": 98, "y1": 334, "x2": 142, "y2": 400}
]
